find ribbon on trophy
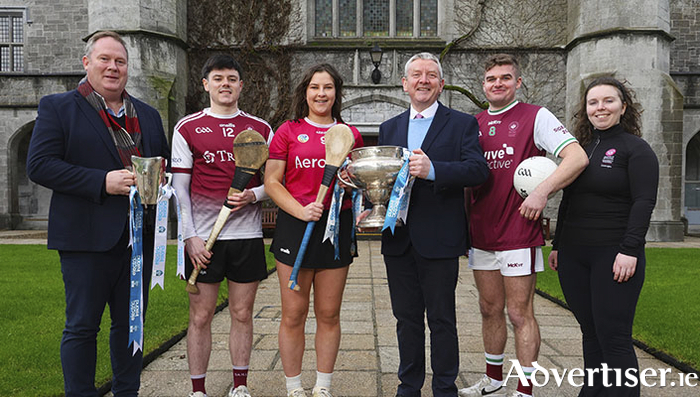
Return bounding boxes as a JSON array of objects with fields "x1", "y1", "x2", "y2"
[
  {"x1": 350, "y1": 189, "x2": 361, "y2": 256},
  {"x1": 324, "y1": 159, "x2": 362, "y2": 259},
  {"x1": 150, "y1": 180, "x2": 185, "y2": 290},
  {"x1": 128, "y1": 155, "x2": 185, "y2": 355},
  {"x1": 128, "y1": 186, "x2": 145, "y2": 355},
  {"x1": 322, "y1": 177, "x2": 344, "y2": 259},
  {"x1": 382, "y1": 148, "x2": 414, "y2": 234}
]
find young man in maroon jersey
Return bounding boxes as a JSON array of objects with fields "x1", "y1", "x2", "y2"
[
  {"x1": 171, "y1": 54, "x2": 273, "y2": 397},
  {"x1": 461, "y1": 54, "x2": 588, "y2": 397}
]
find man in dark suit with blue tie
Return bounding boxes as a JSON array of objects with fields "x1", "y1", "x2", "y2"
[
  {"x1": 26, "y1": 31, "x2": 170, "y2": 396},
  {"x1": 378, "y1": 52, "x2": 489, "y2": 397}
]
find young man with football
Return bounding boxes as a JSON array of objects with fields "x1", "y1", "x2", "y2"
[
  {"x1": 461, "y1": 54, "x2": 588, "y2": 397},
  {"x1": 171, "y1": 54, "x2": 273, "y2": 397}
]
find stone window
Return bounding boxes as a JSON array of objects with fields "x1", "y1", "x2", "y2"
[
  {"x1": 0, "y1": 10, "x2": 24, "y2": 72},
  {"x1": 312, "y1": 0, "x2": 438, "y2": 38}
]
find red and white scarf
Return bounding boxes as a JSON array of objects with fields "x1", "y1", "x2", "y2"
[{"x1": 77, "y1": 78, "x2": 143, "y2": 168}]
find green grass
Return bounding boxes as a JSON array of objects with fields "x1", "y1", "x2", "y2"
[
  {"x1": 537, "y1": 246, "x2": 700, "y2": 371},
  {"x1": 3, "y1": 244, "x2": 696, "y2": 395},
  {"x1": 0, "y1": 244, "x2": 276, "y2": 397}
]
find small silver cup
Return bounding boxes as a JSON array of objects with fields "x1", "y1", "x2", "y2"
[
  {"x1": 131, "y1": 155, "x2": 165, "y2": 206},
  {"x1": 338, "y1": 146, "x2": 406, "y2": 229}
]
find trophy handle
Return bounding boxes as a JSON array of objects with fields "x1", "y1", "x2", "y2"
[{"x1": 336, "y1": 161, "x2": 360, "y2": 189}]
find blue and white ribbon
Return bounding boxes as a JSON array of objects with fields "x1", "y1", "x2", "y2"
[
  {"x1": 323, "y1": 179, "x2": 344, "y2": 259},
  {"x1": 350, "y1": 189, "x2": 360, "y2": 256},
  {"x1": 128, "y1": 186, "x2": 144, "y2": 355},
  {"x1": 150, "y1": 184, "x2": 185, "y2": 289},
  {"x1": 323, "y1": 182, "x2": 362, "y2": 259},
  {"x1": 383, "y1": 148, "x2": 413, "y2": 234},
  {"x1": 398, "y1": 176, "x2": 415, "y2": 225},
  {"x1": 352, "y1": 188, "x2": 364, "y2": 223}
]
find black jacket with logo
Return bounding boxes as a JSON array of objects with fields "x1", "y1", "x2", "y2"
[{"x1": 552, "y1": 124, "x2": 658, "y2": 257}]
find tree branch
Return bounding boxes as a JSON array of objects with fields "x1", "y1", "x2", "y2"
[{"x1": 444, "y1": 85, "x2": 489, "y2": 109}]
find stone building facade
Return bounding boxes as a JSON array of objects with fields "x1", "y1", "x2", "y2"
[{"x1": 0, "y1": 0, "x2": 697, "y2": 241}]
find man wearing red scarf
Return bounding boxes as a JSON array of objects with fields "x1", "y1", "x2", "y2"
[{"x1": 27, "y1": 31, "x2": 170, "y2": 397}]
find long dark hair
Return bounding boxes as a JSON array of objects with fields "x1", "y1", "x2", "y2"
[
  {"x1": 573, "y1": 76, "x2": 642, "y2": 146},
  {"x1": 292, "y1": 63, "x2": 344, "y2": 123}
]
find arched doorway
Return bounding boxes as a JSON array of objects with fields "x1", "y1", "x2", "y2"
[
  {"x1": 685, "y1": 132, "x2": 700, "y2": 232},
  {"x1": 342, "y1": 94, "x2": 410, "y2": 146},
  {"x1": 8, "y1": 121, "x2": 51, "y2": 229}
]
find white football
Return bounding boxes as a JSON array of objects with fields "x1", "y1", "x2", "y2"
[{"x1": 513, "y1": 156, "x2": 558, "y2": 199}]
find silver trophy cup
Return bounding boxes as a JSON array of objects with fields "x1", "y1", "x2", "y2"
[
  {"x1": 131, "y1": 155, "x2": 165, "y2": 206},
  {"x1": 338, "y1": 145, "x2": 406, "y2": 229}
]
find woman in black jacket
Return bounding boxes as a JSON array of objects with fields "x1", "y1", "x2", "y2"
[{"x1": 548, "y1": 77, "x2": 658, "y2": 397}]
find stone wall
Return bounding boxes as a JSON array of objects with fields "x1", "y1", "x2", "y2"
[
  {"x1": 669, "y1": 0, "x2": 700, "y2": 145},
  {"x1": 21, "y1": 0, "x2": 89, "y2": 73},
  {"x1": 669, "y1": 0, "x2": 700, "y2": 73},
  {"x1": 566, "y1": 0, "x2": 684, "y2": 241},
  {"x1": 0, "y1": 0, "x2": 84, "y2": 226},
  {"x1": 0, "y1": 0, "x2": 187, "y2": 229},
  {"x1": 1, "y1": 0, "x2": 698, "y2": 239},
  {"x1": 453, "y1": 0, "x2": 568, "y2": 48}
]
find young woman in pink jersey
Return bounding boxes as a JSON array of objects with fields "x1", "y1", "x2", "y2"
[{"x1": 264, "y1": 63, "x2": 364, "y2": 397}]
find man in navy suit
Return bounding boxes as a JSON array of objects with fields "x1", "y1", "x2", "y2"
[
  {"x1": 378, "y1": 53, "x2": 489, "y2": 397},
  {"x1": 26, "y1": 31, "x2": 170, "y2": 396}
]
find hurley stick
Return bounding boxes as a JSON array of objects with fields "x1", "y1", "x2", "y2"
[
  {"x1": 186, "y1": 129, "x2": 269, "y2": 294},
  {"x1": 288, "y1": 124, "x2": 355, "y2": 291}
]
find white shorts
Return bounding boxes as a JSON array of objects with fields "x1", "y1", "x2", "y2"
[{"x1": 468, "y1": 247, "x2": 544, "y2": 276}]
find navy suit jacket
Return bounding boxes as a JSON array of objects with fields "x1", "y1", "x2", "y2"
[
  {"x1": 27, "y1": 89, "x2": 170, "y2": 252},
  {"x1": 378, "y1": 102, "x2": 488, "y2": 259}
]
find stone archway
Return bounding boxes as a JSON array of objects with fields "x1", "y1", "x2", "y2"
[
  {"x1": 342, "y1": 93, "x2": 410, "y2": 146},
  {"x1": 8, "y1": 121, "x2": 51, "y2": 229},
  {"x1": 685, "y1": 132, "x2": 700, "y2": 230}
]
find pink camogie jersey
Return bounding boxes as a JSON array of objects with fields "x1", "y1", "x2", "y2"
[
  {"x1": 268, "y1": 118, "x2": 364, "y2": 210},
  {"x1": 470, "y1": 102, "x2": 577, "y2": 251},
  {"x1": 171, "y1": 108, "x2": 272, "y2": 240}
]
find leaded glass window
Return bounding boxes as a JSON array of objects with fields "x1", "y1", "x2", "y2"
[
  {"x1": 420, "y1": 0, "x2": 437, "y2": 37},
  {"x1": 340, "y1": 0, "x2": 357, "y2": 37},
  {"x1": 315, "y1": 0, "x2": 332, "y2": 37},
  {"x1": 312, "y1": 0, "x2": 439, "y2": 38},
  {"x1": 363, "y1": 0, "x2": 389, "y2": 37},
  {"x1": 0, "y1": 46, "x2": 9, "y2": 71},
  {"x1": 0, "y1": 11, "x2": 24, "y2": 72},
  {"x1": 0, "y1": 16, "x2": 9, "y2": 42},
  {"x1": 396, "y1": 0, "x2": 413, "y2": 37}
]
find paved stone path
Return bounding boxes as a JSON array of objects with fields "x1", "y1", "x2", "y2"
[
  {"x1": 3, "y1": 231, "x2": 696, "y2": 396},
  {"x1": 132, "y1": 240, "x2": 695, "y2": 397}
]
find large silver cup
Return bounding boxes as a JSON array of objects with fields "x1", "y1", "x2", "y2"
[
  {"x1": 131, "y1": 155, "x2": 165, "y2": 206},
  {"x1": 338, "y1": 146, "x2": 406, "y2": 229}
]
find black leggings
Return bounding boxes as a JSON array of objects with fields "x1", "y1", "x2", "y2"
[{"x1": 557, "y1": 244, "x2": 645, "y2": 397}]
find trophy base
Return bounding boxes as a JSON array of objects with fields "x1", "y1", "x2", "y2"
[{"x1": 357, "y1": 206, "x2": 403, "y2": 229}]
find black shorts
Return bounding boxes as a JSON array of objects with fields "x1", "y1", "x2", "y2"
[
  {"x1": 271, "y1": 208, "x2": 356, "y2": 269},
  {"x1": 185, "y1": 238, "x2": 268, "y2": 283}
]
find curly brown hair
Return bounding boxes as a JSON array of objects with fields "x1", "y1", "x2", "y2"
[
  {"x1": 292, "y1": 63, "x2": 344, "y2": 123},
  {"x1": 573, "y1": 76, "x2": 642, "y2": 146}
]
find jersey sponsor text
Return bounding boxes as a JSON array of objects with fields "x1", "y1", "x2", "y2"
[
  {"x1": 484, "y1": 143, "x2": 515, "y2": 170},
  {"x1": 295, "y1": 156, "x2": 326, "y2": 169}
]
